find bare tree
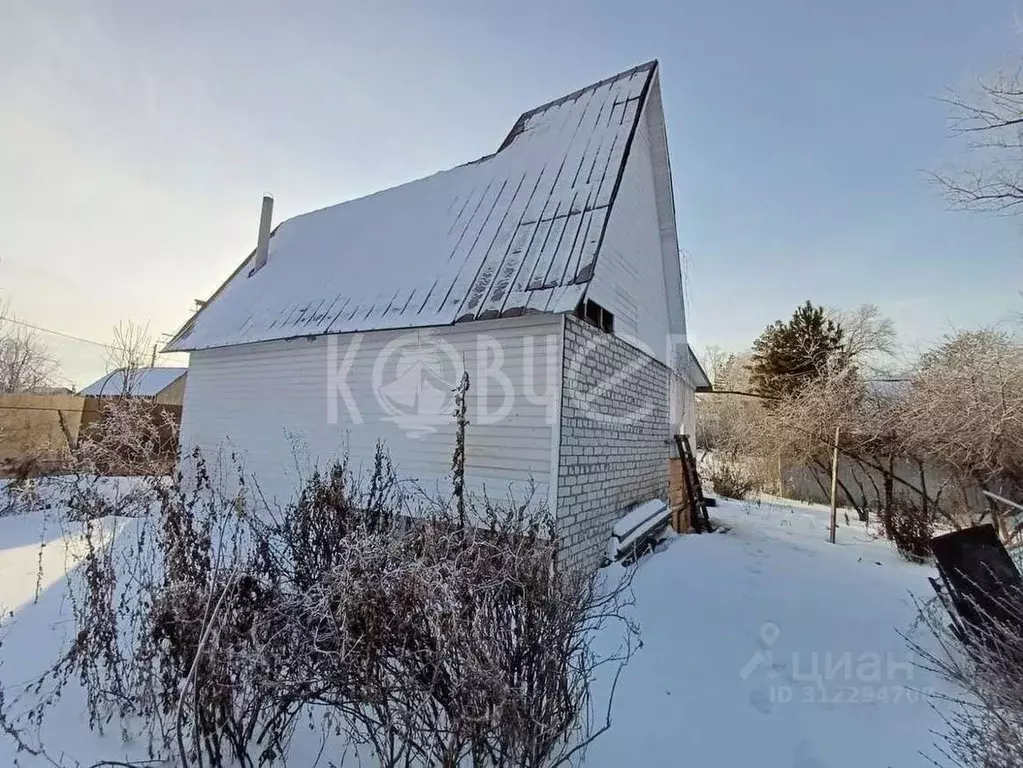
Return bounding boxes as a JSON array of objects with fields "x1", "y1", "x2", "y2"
[
  {"x1": 698, "y1": 301, "x2": 1023, "y2": 558},
  {"x1": 0, "y1": 305, "x2": 59, "y2": 393},
  {"x1": 895, "y1": 327, "x2": 1023, "y2": 533},
  {"x1": 695, "y1": 352, "x2": 764, "y2": 453},
  {"x1": 699, "y1": 345, "x2": 738, "y2": 389},
  {"x1": 829, "y1": 304, "x2": 898, "y2": 372},
  {"x1": 935, "y1": 66, "x2": 1023, "y2": 214},
  {"x1": 104, "y1": 320, "x2": 154, "y2": 396}
]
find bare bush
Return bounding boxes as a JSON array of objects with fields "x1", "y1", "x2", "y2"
[
  {"x1": 74, "y1": 396, "x2": 180, "y2": 478},
  {"x1": 2, "y1": 441, "x2": 636, "y2": 767},
  {"x1": 910, "y1": 585, "x2": 1023, "y2": 767},
  {"x1": 708, "y1": 461, "x2": 761, "y2": 500},
  {"x1": 876, "y1": 496, "x2": 934, "y2": 563}
]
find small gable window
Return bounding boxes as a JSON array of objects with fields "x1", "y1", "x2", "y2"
[{"x1": 575, "y1": 299, "x2": 614, "y2": 333}]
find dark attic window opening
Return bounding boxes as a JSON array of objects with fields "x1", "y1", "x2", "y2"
[{"x1": 575, "y1": 299, "x2": 614, "y2": 334}]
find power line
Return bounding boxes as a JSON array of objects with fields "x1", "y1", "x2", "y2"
[
  {"x1": 3, "y1": 317, "x2": 110, "y2": 349},
  {"x1": 1, "y1": 317, "x2": 184, "y2": 356}
]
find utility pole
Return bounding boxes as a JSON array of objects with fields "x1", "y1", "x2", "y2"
[{"x1": 828, "y1": 425, "x2": 840, "y2": 544}]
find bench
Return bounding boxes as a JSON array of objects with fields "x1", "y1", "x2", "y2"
[{"x1": 607, "y1": 499, "x2": 671, "y2": 565}]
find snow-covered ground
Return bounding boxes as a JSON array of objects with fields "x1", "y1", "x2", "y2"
[
  {"x1": 0, "y1": 493, "x2": 948, "y2": 766},
  {"x1": 586, "y1": 496, "x2": 946, "y2": 767}
]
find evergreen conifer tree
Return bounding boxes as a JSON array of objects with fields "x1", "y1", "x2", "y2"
[{"x1": 749, "y1": 301, "x2": 846, "y2": 399}]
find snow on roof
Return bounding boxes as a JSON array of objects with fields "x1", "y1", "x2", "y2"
[
  {"x1": 80, "y1": 367, "x2": 187, "y2": 397},
  {"x1": 167, "y1": 61, "x2": 659, "y2": 352}
]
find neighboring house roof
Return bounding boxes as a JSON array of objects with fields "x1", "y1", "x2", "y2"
[
  {"x1": 167, "y1": 61, "x2": 660, "y2": 352},
  {"x1": 80, "y1": 367, "x2": 188, "y2": 397}
]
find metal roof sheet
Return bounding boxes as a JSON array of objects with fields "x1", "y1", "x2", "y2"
[
  {"x1": 80, "y1": 367, "x2": 187, "y2": 397},
  {"x1": 167, "y1": 61, "x2": 656, "y2": 351}
]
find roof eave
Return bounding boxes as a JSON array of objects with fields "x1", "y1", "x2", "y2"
[{"x1": 689, "y1": 344, "x2": 712, "y2": 391}]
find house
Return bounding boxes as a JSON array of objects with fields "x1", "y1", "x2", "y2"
[
  {"x1": 166, "y1": 60, "x2": 710, "y2": 571},
  {"x1": 80, "y1": 367, "x2": 188, "y2": 406}
]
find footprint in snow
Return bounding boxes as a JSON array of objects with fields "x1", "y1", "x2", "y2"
[
  {"x1": 748, "y1": 688, "x2": 772, "y2": 714},
  {"x1": 791, "y1": 740, "x2": 824, "y2": 768}
]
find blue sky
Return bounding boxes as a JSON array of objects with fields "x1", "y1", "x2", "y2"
[{"x1": 1, "y1": 0, "x2": 1020, "y2": 385}]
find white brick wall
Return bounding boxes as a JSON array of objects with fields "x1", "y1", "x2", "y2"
[{"x1": 556, "y1": 315, "x2": 669, "y2": 572}]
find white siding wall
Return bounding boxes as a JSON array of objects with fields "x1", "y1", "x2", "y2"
[
  {"x1": 179, "y1": 315, "x2": 562, "y2": 508},
  {"x1": 670, "y1": 371, "x2": 697, "y2": 442},
  {"x1": 586, "y1": 100, "x2": 672, "y2": 368}
]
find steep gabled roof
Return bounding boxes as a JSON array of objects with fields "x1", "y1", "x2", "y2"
[
  {"x1": 167, "y1": 61, "x2": 659, "y2": 352},
  {"x1": 80, "y1": 367, "x2": 187, "y2": 397}
]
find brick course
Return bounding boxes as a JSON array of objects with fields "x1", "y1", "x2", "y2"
[{"x1": 556, "y1": 315, "x2": 669, "y2": 571}]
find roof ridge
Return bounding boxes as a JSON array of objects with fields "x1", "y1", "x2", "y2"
[{"x1": 497, "y1": 60, "x2": 658, "y2": 152}]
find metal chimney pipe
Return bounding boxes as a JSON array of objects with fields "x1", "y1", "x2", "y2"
[{"x1": 252, "y1": 195, "x2": 274, "y2": 272}]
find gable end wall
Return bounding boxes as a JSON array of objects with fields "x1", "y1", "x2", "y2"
[{"x1": 586, "y1": 92, "x2": 673, "y2": 367}]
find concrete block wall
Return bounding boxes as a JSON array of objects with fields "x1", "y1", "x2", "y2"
[
  {"x1": 0, "y1": 393, "x2": 83, "y2": 469},
  {"x1": 556, "y1": 315, "x2": 670, "y2": 572}
]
